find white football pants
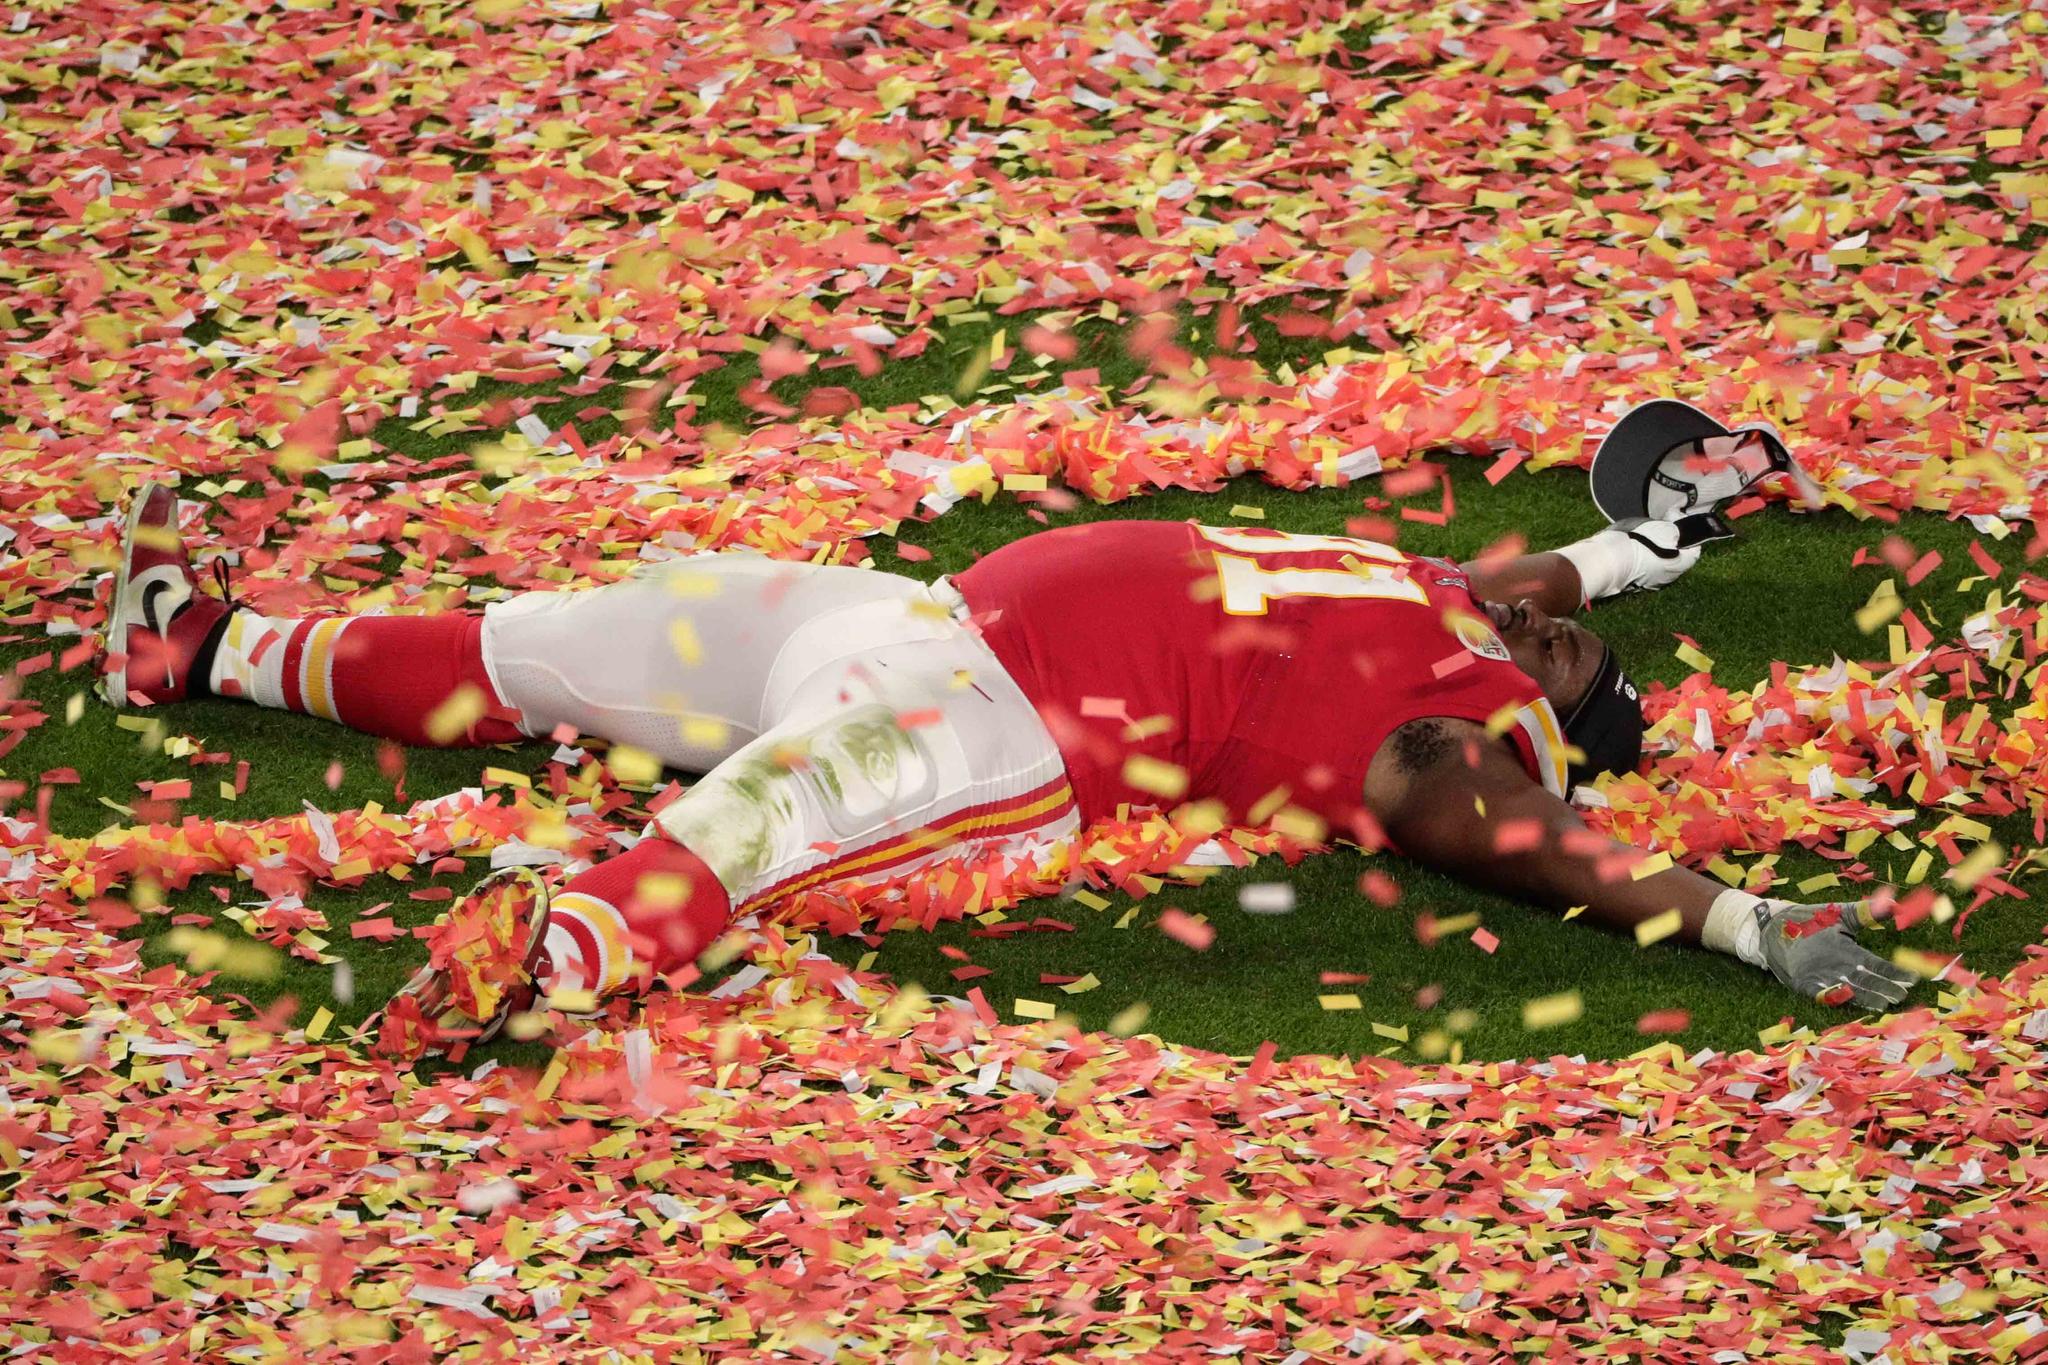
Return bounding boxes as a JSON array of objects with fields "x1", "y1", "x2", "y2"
[{"x1": 478, "y1": 555, "x2": 1078, "y2": 912}]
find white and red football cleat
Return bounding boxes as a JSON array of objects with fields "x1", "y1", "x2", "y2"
[
  {"x1": 370, "y1": 867, "x2": 557, "y2": 1057},
  {"x1": 100, "y1": 484, "x2": 233, "y2": 707}
]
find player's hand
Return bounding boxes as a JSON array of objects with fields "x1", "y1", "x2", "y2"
[
  {"x1": 1556, "y1": 520, "x2": 1703, "y2": 602},
  {"x1": 1754, "y1": 899, "x2": 1916, "y2": 1009}
]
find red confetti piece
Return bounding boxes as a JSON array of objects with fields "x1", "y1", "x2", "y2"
[
  {"x1": 1359, "y1": 871, "x2": 1401, "y2": 906},
  {"x1": 1157, "y1": 908, "x2": 1214, "y2": 950}
]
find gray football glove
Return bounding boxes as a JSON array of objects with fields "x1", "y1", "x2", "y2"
[{"x1": 1756, "y1": 900, "x2": 1916, "y2": 1009}]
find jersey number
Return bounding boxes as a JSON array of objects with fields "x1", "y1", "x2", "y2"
[{"x1": 1196, "y1": 526, "x2": 1428, "y2": 616}]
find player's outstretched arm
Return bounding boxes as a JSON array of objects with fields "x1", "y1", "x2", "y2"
[
  {"x1": 1362, "y1": 717, "x2": 1915, "y2": 1009},
  {"x1": 1459, "y1": 520, "x2": 1702, "y2": 616}
]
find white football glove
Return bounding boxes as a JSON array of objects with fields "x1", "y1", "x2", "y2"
[{"x1": 1555, "y1": 519, "x2": 1702, "y2": 602}]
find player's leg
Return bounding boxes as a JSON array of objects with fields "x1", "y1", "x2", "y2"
[
  {"x1": 532, "y1": 597, "x2": 1078, "y2": 1000},
  {"x1": 104, "y1": 482, "x2": 922, "y2": 766},
  {"x1": 209, "y1": 552, "x2": 923, "y2": 762},
  {"x1": 477, "y1": 551, "x2": 925, "y2": 772},
  {"x1": 210, "y1": 554, "x2": 919, "y2": 760}
]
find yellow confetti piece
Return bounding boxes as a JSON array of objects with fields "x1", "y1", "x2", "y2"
[
  {"x1": 305, "y1": 1007, "x2": 333, "y2": 1041},
  {"x1": 1319, "y1": 994, "x2": 1362, "y2": 1011},
  {"x1": 1856, "y1": 579, "x2": 1904, "y2": 633},
  {"x1": 698, "y1": 933, "x2": 750, "y2": 972},
  {"x1": 29, "y1": 1029, "x2": 95, "y2": 1066},
  {"x1": 1950, "y1": 841, "x2": 2004, "y2": 890},
  {"x1": 1108, "y1": 1002, "x2": 1150, "y2": 1036},
  {"x1": 1634, "y1": 908, "x2": 1683, "y2": 946},
  {"x1": 1985, "y1": 128, "x2": 2024, "y2": 149},
  {"x1": 1370, "y1": 1021, "x2": 1409, "y2": 1041},
  {"x1": 536, "y1": 1056, "x2": 568, "y2": 1101},
  {"x1": 1060, "y1": 973, "x2": 1101, "y2": 995},
  {"x1": 1229, "y1": 504, "x2": 1265, "y2": 519},
  {"x1": 1522, "y1": 991, "x2": 1584, "y2": 1029},
  {"x1": 544, "y1": 987, "x2": 599, "y2": 1014},
  {"x1": 682, "y1": 715, "x2": 730, "y2": 750},
  {"x1": 1892, "y1": 947, "x2": 1954, "y2": 978},
  {"x1": 482, "y1": 766, "x2": 531, "y2": 789},
  {"x1": 1013, "y1": 998, "x2": 1057, "y2": 1020},
  {"x1": 1669, "y1": 278, "x2": 1698, "y2": 327},
  {"x1": 1562, "y1": 905, "x2": 1587, "y2": 921},
  {"x1": 1120, "y1": 714, "x2": 1174, "y2": 742},
  {"x1": 1674, "y1": 641, "x2": 1714, "y2": 672},
  {"x1": 609, "y1": 745, "x2": 661, "y2": 784},
  {"x1": 1270, "y1": 807, "x2": 1327, "y2": 843},
  {"x1": 160, "y1": 928, "x2": 281, "y2": 981},
  {"x1": 1121, "y1": 755, "x2": 1188, "y2": 799},
  {"x1": 1781, "y1": 26, "x2": 1826, "y2": 52},
  {"x1": 1072, "y1": 890, "x2": 1110, "y2": 911},
  {"x1": 1630, "y1": 850, "x2": 1674, "y2": 881},
  {"x1": 1001, "y1": 473, "x2": 1047, "y2": 492},
  {"x1": 670, "y1": 618, "x2": 703, "y2": 665},
  {"x1": 1905, "y1": 849, "x2": 1934, "y2": 884},
  {"x1": 424, "y1": 683, "x2": 487, "y2": 744}
]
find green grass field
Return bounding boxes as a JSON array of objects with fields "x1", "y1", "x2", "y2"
[{"x1": 16, "y1": 302, "x2": 2037, "y2": 1068}]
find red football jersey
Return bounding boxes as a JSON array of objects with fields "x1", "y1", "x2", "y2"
[{"x1": 952, "y1": 519, "x2": 1567, "y2": 842}]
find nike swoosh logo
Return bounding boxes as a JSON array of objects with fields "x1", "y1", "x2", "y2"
[
  {"x1": 140, "y1": 578, "x2": 174, "y2": 633},
  {"x1": 130, "y1": 566, "x2": 192, "y2": 688}
]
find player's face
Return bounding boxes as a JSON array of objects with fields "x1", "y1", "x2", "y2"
[{"x1": 1482, "y1": 598, "x2": 1609, "y2": 715}]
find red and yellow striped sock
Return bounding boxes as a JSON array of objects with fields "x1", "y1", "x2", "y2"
[
  {"x1": 539, "y1": 837, "x2": 734, "y2": 998},
  {"x1": 211, "y1": 611, "x2": 526, "y2": 746}
]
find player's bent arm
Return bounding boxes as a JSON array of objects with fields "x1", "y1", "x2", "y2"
[
  {"x1": 1362, "y1": 716, "x2": 1724, "y2": 940},
  {"x1": 1456, "y1": 553, "x2": 1585, "y2": 618},
  {"x1": 1460, "y1": 520, "x2": 1704, "y2": 613}
]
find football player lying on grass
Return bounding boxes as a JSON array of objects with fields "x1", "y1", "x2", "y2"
[{"x1": 101, "y1": 443, "x2": 1913, "y2": 1051}]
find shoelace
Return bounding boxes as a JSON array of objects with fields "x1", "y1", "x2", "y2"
[{"x1": 207, "y1": 555, "x2": 239, "y2": 610}]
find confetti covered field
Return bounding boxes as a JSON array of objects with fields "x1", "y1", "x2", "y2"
[{"x1": 7, "y1": 0, "x2": 2048, "y2": 1359}]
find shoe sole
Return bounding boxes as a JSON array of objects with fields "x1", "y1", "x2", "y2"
[
  {"x1": 97, "y1": 488, "x2": 160, "y2": 709},
  {"x1": 372, "y1": 866, "x2": 553, "y2": 1053}
]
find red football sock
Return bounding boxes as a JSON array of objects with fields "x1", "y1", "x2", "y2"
[
  {"x1": 540, "y1": 836, "x2": 735, "y2": 997},
  {"x1": 230, "y1": 611, "x2": 527, "y2": 746}
]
